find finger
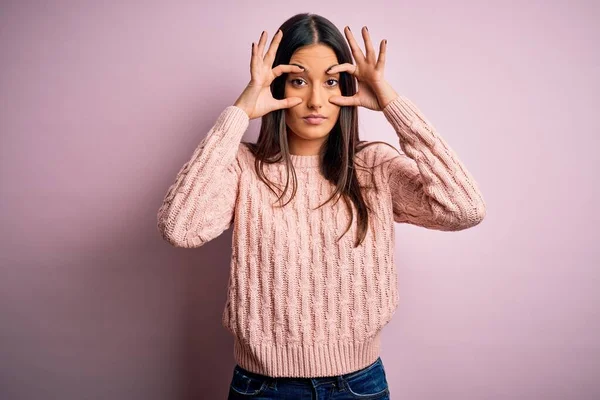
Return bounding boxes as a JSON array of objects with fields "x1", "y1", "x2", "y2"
[
  {"x1": 344, "y1": 26, "x2": 366, "y2": 63},
  {"x1": 250, "y1": 41, "x2": 258, "y2": 71},
  {"x1": 265, "y1": 29, "x2": 283, "y2": 65},
  {"x1": 362, "y1": 26, "x2": 375, "y2": 62},
  {"x1": 279, "y1": 97, "x2": 303, "y2": 109},
  {"x1": 257, "y1": 30, "x2": 267, "y2": 59},
  {"x1": 375, "y1": 39, "x2": 386, "y2": 71},
  {"x1": 329, "y1": 95, "x2": 359, "y2": 107},
  {"x1": 272, "y1": 64, "x2": 304, "y2": 77},
  {"x1": 327, "y1": 63, "x2": 357, "y2": 75}
]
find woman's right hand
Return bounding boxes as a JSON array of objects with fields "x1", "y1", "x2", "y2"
[{"x1": 234, "y1": 30, "x2": 305, "y2": 120}]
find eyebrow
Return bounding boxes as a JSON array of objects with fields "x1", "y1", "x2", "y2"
[{"x1": 289, "y1": 63, "x2": 339, "y2": 74}]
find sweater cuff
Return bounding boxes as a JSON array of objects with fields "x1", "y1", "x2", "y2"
[
  {"x1": 213, "y1": 105, "x2": 250, "y2": 135},
  {"x1": 381, "y1": 95, "x2": 436, "y2": 148}
]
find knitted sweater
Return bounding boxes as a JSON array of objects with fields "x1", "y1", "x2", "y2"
[{"x1": 156, "y1": 95, "x2": 486, "y2": 378}]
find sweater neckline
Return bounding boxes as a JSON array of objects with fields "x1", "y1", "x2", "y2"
[{"x1": 288, "y1": 153, "x2": 321, "y2": 168}]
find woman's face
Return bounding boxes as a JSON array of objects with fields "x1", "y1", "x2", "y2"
[{"x1": 284, "y1": 44, "x2": 342, "y2": 155}]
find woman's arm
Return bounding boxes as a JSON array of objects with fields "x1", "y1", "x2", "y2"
[
  {"x1": 156, "y1": 106, "x2": 249, "y2": 247},
  {"x1": 381, "y1": 95, "x2": 486, "y2": 231}
]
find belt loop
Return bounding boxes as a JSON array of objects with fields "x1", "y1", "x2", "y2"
[{"x1": 336, "y1": 375, "x2": 345, "y2": 391}]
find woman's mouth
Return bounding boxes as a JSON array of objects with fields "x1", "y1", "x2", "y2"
[{"x1": 303, "y1": 117, "x2": 326, "y2": 125}]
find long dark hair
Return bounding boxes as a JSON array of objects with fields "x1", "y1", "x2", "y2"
[{"x1": 244, "y1": 13, "x2": 399, "y2": 248}]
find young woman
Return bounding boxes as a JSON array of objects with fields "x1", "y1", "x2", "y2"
[{"x1": 157, "y1": 13, "x2": 486, "y2": 400}]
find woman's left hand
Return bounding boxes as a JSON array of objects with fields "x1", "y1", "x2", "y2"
[{"x1": 327, "y1": 26, "x2": 391, "y2": 111}]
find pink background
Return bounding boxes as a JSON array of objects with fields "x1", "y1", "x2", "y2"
[{"x1": 1, "y1": 1, "x2": 598, "y2": 399}]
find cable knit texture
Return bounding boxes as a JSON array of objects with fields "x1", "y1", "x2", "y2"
[{"x1": 156, "y1": 95, "x2": 486, "y2": 378}]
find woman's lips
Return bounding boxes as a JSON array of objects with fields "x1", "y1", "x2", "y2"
[{"x1": 303, "y1": 117, "x2": 326, "y2": 125}]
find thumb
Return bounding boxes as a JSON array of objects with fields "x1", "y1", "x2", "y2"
[
  {"x1": 279, "y1": 97, "x2": 303, "y2": 109},
  {"x1": 329, "y1": 95, "x2": 354, "y2": 107}
]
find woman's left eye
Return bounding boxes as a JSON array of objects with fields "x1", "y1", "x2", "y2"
[{"x1": 290, "y1": 78, "x2": 339, "y2": 87}]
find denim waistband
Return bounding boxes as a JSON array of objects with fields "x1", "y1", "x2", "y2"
[{"x1": 234, "y1": 356, "x2": 383, "y2": 387}]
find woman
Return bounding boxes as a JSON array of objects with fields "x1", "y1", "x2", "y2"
[{"x1": 157, "y1": 13, "x2": 486, "y2": 399}]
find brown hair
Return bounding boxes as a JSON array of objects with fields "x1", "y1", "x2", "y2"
[{"x1": 244, "y1": 13, "x2": 400, "y2": 248}]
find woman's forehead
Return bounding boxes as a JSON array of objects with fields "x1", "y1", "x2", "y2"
[{"x1": 290, "y1": 44, "x2": 338, "y2": 69}]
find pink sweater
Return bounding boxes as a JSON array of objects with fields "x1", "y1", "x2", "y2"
[{"x1": 156, "y1": 95, "x2": 486, "y2": 378}]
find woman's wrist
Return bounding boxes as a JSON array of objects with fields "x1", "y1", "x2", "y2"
[{"x1": 233, "y1": 103, "x2": 252, "y2": 118}]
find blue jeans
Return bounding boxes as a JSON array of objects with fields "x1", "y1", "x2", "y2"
[{"x1": 228, "y1": 356, "x2": 390, "y2": 399}]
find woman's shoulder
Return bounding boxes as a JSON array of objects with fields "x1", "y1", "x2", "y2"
[
  {"x1": 236, "y1": 141, "x2": 255, "y2": 158},
  {"x1": 235, "y1": 140, "x2": 402, "y2": 170},
  {"x1": 355, "y1": 140, "x2": 403, "y2": 167},
  {"x1": 235, "y1": 142, "x2": 274, "y2": 170}
]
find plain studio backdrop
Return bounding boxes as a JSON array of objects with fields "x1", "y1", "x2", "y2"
[{"x1": 1, "y1": 1, "x2": 598, "y2": 399}]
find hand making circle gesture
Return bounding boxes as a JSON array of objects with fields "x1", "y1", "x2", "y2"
[
  {"x1": 327, "y1": 26, "x2": 388, "y2": 111},
  {"x1": 234, "y1": 30, "x2": 304, "y2": 120}
]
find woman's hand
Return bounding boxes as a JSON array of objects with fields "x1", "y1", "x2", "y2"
[
  {"x1": 327, "y1": 26, "x2": 395, "y2": 111},
  {"x1": 234, "y1": 30, "x2": 304, "y2": 120}
]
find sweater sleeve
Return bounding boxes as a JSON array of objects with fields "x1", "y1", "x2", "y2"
[
  {"x1": 381, "y1": 95, "x2": 486, "y2": 231},
  {"x1": 156, "y1": 105, "x2": 250, "y2": 248}
]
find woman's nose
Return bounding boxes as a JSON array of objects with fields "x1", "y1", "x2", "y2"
[{"x1": 307, "y1": 88, "x2": 324, "y2": 109}]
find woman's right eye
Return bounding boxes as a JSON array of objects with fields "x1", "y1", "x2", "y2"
[{"x1": 288, "y1": 78, "x2": 339, "y2": 88}]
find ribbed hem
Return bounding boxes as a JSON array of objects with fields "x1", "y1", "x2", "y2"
[{"x1": 232, "y1": 331, "x2": 383, "y2": 378}]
